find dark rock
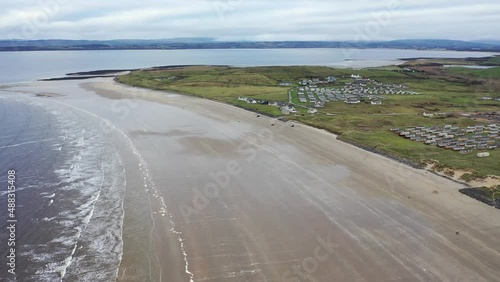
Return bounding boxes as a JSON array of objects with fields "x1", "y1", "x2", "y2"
[{"x1": 459, "y1": 188, "x2": 497, "y2": 208}]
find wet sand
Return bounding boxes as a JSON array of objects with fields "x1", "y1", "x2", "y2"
[{"x1": 6, "y1": 78, "x2": 500, "y2": 281}]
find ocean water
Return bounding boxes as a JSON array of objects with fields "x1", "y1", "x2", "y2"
[
  {"x1": 443, "y1": 64, "x2": 496, "y2": 69},
  {"x1": 0, "y1": 48, "x2": 498, "y2": 84},
  {"x1": 0, "y1": 94, "x2": 125, "y2": 281},
  {"x1": 0, "y1": 48, "x2": 498, "y2": 281}
]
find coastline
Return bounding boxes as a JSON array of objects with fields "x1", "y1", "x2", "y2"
[
  {"x1": 110, "y1": 75, "x2": 500, "y2": 207},
  {"x1": 91, "y1": 78, "x2": 500, "y2": 280},
  {"x1": 3, "y1": 77, "x2": 500, "y2": 281}
]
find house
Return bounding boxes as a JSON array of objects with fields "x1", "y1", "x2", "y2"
[
  {"x1": 326, "y1": 76, "x2": 336, "y2": 83},
  {"x1": 371, "y1": 100, "x2": 382, "y2": 105},
  {"x1": 314, "y1": 101, "x2": 325, "y2": 108},
  {"x1": 345, "y1": 97, "x2": 361, "y2": 104},
  {"x1": 345, "y1": 100, "x2": 360, "y2": 104},
  {"x1": 477, "y1": 152, "x2": 490, "y2": 158},
  {"x1": 351, "y1": 74, "x2": 361, "y2": 79},
  {"x1": 279, "y1": 81, "x2": 292, "y2": 86},
  {"x1": 308, "y1": 108, "x2": 318, "y2": 114},
  {"x1": 423, "y1": 112, "x2": 434, "y2": 118},
  {"x1": 353, "y1": 79, "x2": 368, "y2": 85},
  {"x1": 281, "y1": 105, "x2": 296, "y2": 115}
]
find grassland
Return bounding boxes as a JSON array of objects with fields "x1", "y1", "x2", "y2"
[
  {"x1": 402, "y1": 55, "x2": 500, "y2": 67},
  {"x1": 117, "y1": 61, "x2": 500, "y2": 187},
  {"x1": 446, "y1": 66, "x2": 500, "y2": 79},
  {"x1": 485, "y1": 56, "x2": 500, "y2": 65}
]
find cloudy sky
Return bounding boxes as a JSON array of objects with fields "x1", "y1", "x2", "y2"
[{"x1": 1, "y1": 0, "x2": 499, "y2": 41}]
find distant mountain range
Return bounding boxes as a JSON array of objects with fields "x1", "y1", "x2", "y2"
[
  {"x1": 471, "y1": 40, "x2": 500, "y2": 46},
  {"x1": 1, "y1": 39, "x2": 500, "y2": 52}
]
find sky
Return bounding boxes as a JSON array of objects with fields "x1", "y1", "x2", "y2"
[{"x1": 1, "y1": 0, "x2": 499, "y2": 41}]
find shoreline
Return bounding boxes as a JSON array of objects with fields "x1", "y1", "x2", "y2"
[
  {"x1": 89, "y1": 78, "x2": 500, "y2": 280},
  {"x1": 3, "y1": 78, "x2": 500, "y2": 281},
  {"x1": 31, "y1": 53, "x2": 499, "y2": 82},
  {"x1": 110, "y1": 76, "x2": 500, "y2": 209},
  {"x1": 9, "y1": 59, "x2": 500, "y2": 206}
]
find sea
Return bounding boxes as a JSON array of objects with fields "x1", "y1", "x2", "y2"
[{"x1": 0, "y1": 48, "x2": 497, "y2": 281}]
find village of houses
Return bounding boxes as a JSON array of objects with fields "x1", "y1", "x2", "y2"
[
  {"x1": 236, "y1": 74, "x2": 500, "y2": 156},
  {"x1": 238, "y1": 74, "x2": 499, "y2": 115},
  {"x1": 238, "y1": 74, "x2": 422, "y2": 114},
  {"x1": 391, "y1": 124, "x2": 499, "y2": 157},
  {"x1": 295, "y1": 74, "x2": 420, "y2": 106}
]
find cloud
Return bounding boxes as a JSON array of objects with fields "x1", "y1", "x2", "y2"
[{"x1": 1, "y1": 0, "x2": 499, "y2": 40}]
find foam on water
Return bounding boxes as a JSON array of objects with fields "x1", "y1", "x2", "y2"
[
  {"x1": 0, "y1": 139, "x2": 55, "y2": 149},
  {"x1": 0, "y1": 96, "x2": 126, "y2": 281},
  {"x1": 0, "y1": 90, "x2": 195, "y2": 281},
  {"x1": 117, "y1": 127, "x2": 195, "y2": 281},
  {"x1": 51, "y1": 99, "x2": 195, "y2": 282}
]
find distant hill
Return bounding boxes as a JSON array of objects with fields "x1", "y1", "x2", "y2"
[
  {"x1": 471, "y1": 40, "x2": 500, "y2": 46},
  {"x1": 376, "y1": 39, "x2": 499, "y2": 50},
  {"x1": 0, "y1": 39, "x2": 499, "y2": 52}
]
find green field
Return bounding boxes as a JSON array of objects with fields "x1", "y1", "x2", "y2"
[
  {"x1": 402, "y1": 55, "x2": 500, "y2": 67},
  {"x1": 446, "y1": 66, "x2": 500, "y2": 79},
  {"x1": 117, "y1": 63, "x2": 500, "y2": 184},
  {"x1": 486, "y1": 56, "x2": 500, "y2": 65}
]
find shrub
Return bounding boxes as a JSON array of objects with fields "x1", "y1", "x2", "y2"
[
  {"x1": 444, "y1": 169, "x2": 455, "y2": 177},
  {"x1": 460, "y1": 171, "x2": 484, "y2": 182}
]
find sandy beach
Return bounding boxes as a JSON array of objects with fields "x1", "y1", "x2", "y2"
[{"x1": 4, "y1": 78, "x2": 500, "y2": 281}]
